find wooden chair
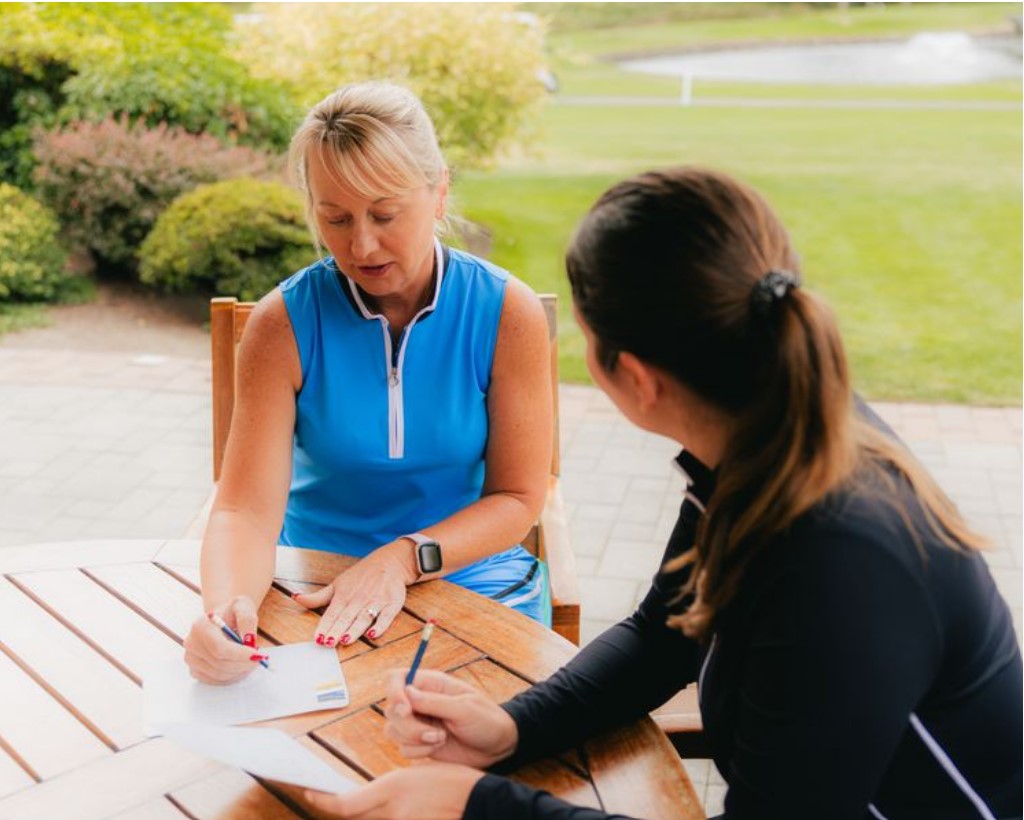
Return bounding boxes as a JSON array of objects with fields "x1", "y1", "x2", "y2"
[{"x1": 195, "y1": 294, "x2": 582, "y2": 645}]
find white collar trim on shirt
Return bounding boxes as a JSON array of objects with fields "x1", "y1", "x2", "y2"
[{"x1": 346, "y1": 238, "x2": 445, "y2": 322}]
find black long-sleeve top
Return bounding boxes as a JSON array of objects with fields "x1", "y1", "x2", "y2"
[{"x1": 467, "y1": 445, "x2": 1023, "y2": 819}]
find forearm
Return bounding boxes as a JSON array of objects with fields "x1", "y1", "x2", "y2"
[
  {"x1": 502, "y1": 605, "x2": 697, "y2": 765},
  {"x1": 200, "y1": 508, "x2": 278, "y2": 610},
  {"x1": 380, "y1": 490, "x2": 541, "y2": 582}
]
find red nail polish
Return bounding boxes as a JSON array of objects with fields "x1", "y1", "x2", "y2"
[
  {"x1": 325, "y1": 636, "x2": 335, "y2": 646},
  {"x1": 340, "y1": 634, "x2": 350, "y2": 645},
  {"x1": 315, "y1": 634, "x2": 324, "y2": 645},
  {"x1": 250, "y1": 654, "x2": 269, "y2": 662},
  {"x1": 366, "y1": 629, "x2": 376, "y2": 639},
  {"x1": 242, "y1": 633, "x2": 257, "y2": 648},
  {"x1": 291, "y1": 592, "x2": 301, "y2": 599}
]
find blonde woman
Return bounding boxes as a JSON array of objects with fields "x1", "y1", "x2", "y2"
[
  {"x1": 184, "y1": 82, "x2": 552, "y2": 682},
  {"x1": 309, "y1": 168, "x2": 1021, "y2": 819}
]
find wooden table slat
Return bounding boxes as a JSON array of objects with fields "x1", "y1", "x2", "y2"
[
  {"x1": 0, "y1": 738, "x2": 222, "y2": 820},
  {"x1": 510, "y1": 760, "x2": 604, "y2": 811},
  {"x1": 450, "y1": 658, "x2": 532, "y2": 702},
  {"x1": 311, "y1": 707, "x2": 412, "y2": 778},
  {"x1": 262, "y1": 736, "x2": 369, "y2": 820},
  {"x1": 256, "y1": 589, "x2": 370, "y2": 663},
  {"x1": 10, "y1": 569, "x2": 182, "y2": 681},
  {"x1": 85, "y1": 563, "x2": 203, "y2": 642},
  {"x1": 0, "y1": 649, "x2": 111, "y2": 781},
  {"x1": 108, "y1": 797, "x2": 191, "y2": 819},
  {"x1": 169, "y1": 767, "x2": 303, "y2": 819},
  {"x1": 585, "y1": 719, "x2": 704, "y2": 820},
  {"x1": 0, "y1": 745, "x2": 35, "y2": 800},
  {"x1": 0, "y1": 541, "x2": 167, "y2": 575},
  {"x1": 0, "y1": 579, "x2": 144, "y2": 749},
  {"x1": 405, "y1": 581, "x2": 578, "y2": 682}
]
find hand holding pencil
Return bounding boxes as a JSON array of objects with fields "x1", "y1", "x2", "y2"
[
  {"x1": 183, "y1": 595, "x2": 269, "y2": 684},
  {"x1": 382, "y1": 620, "x2": 520, "y2": 768}
]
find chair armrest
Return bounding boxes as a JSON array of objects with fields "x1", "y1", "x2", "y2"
[
  {"x1": 539, "y1": 475, "x2": 581, "y2": 645},
  {"x1": 651, "y1": 684, "x2": 709, "y2": 757}
]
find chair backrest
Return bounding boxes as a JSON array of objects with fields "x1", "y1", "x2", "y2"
[
  {"x1": 210, "y1": 293, "x2": 562, "y2": 481},
  {"x1": 210, "y1": 297, "x2": 254, "y2": 481}
]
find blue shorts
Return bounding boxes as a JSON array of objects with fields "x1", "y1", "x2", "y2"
[{"x1": 445, "y1": 545, "x2": 552, "y2": 627}]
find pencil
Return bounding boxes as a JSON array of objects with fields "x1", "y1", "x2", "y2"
[
  {"x1": 208, "y1": 612, "x2": 270, "y2": 669},
  {"x1": 405, "y1": 619, "x2": 436, "y2": 685}
]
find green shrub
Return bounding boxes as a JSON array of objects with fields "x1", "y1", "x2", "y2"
[
  {"x1": 0, "y1": 183, "x2": 72, "y2": 302},
  {"x1": 139, "y1": 179, "x2": 315, "y2": 301},
  {"x1": 0, "y1": 3, "x2": 299, "y2": 187},
  {"x1": 234, "y1": 3, "x2": 549, "y2": 170},
  {"x1": 33, "y1": 116, "x2": 280, "y2": 275}
]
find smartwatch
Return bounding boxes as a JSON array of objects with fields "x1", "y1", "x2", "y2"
[{"x1": 403, "y1": 532, "x2": 443, "y2": 575}]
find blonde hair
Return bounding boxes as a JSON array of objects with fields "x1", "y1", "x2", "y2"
[{"x1": 288, "y1": 81, "x2": 447, "y2": 249}]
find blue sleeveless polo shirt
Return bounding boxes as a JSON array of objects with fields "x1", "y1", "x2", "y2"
[{"x1": 278, "y1": 242, "x2": 550, "y2": 624}]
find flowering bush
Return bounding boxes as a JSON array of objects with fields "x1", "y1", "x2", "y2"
[
  {"x1": 33, "y1": 116, "x2": 280, "y2": 274},
  {"x1": 0, "y1": 183, "x2": 72, "y2": 302},
  {"x1": 138, "y1": 178, "x2": 314, "y2": 301},
  {"x1": 234, "y1": 3, "x2": 549, "y2": 169}
]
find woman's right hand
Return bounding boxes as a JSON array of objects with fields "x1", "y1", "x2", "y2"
[
  {"x1": 183, "y1": 595, "x2": 267, "y2": 684},
  {"x1": 383, "y1": 669, "x2": 519, "y2": 768}
]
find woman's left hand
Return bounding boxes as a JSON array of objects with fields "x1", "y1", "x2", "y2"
[
  {"x1": 292, "y1": 542, "x2": 416, "y2": 646},
  {"x1": 304, "y1": 763, "x2": 483, "y2": 819}
]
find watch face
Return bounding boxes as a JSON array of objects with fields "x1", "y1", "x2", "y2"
[{"x1": 418, "y1": 541, "x2": 443, "y2": 574}]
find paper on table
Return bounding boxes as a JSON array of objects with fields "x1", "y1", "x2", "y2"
[
  {"x1": 162, "y1": 723, "x2": 359, "y2": 793},
  {"x1": 143, "y1": 642, "x2": 348, "y2": 737}
]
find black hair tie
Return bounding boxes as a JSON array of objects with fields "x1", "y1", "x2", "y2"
[{"x1": 750, "y1": 269, "x2": 801, "y2": 318}]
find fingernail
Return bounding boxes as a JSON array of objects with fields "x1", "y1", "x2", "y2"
[
  {"x1": 340, "y1": 634, "x2": 350, "y2": 645},
  {"x1": 291, "y1": 592, "x2": 301, "y2": 599},
  {"x1": 325, "y1": 636, "x2": 335, "y2": 646},
  {"x1": 242, "y1": 633, "x2": 257, "y2": 648},
  {"x1": 423, "y1": 730, "x2": 442, "y2": 744},
  {"x1": 366, "y1": 629, "x2": 376, "y2": 639},
  {"x1": 315, "y1": 634, "x2": 324, "y2": 645},
  {"x1": 250, "y1": 654, "x2": 269, "y2": 662}
]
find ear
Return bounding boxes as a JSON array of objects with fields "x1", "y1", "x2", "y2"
[
  {"x1": 435, "y1": 168, "x2": 450, "y2": 220},
  {"x1": 615, "y1": 351, "x2": 663, "y2": 413}
]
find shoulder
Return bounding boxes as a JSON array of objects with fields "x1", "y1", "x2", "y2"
[{"x1": 237, "y1": 288, "x2": 301, "y2": 391}]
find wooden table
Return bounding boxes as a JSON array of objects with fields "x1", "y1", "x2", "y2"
[{"x1": 0, "y1": 539, "x2": 704, "y2": 820}]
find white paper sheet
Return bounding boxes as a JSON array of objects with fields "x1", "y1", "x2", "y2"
[
  {"x1": 162, "y1": 723, "x2": 358, "y2": 793},
  {"x1": 143, "y1": 642, "x2": 348, "y2": 737}
]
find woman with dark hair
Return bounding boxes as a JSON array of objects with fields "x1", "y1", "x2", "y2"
[{"x1": 307, "y1": 168, "x2": 1022, "y2": 819}]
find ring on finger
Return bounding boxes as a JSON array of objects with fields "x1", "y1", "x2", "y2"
[{"x1": 366, "y1": 606, "x2": 380, "y2": 620}]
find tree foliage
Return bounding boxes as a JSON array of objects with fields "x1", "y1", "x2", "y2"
[
  {"x1": 0, "y1": 3, "x2": 299, "y2": 187},
  {"x1": 234, "y1": 3, "x2": 549, "y2": 169}
]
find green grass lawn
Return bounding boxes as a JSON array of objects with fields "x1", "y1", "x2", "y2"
[{"x1": 457, "y1": 102, "x2": 1022, "y2": 404}]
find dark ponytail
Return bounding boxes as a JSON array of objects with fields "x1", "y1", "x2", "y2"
[{"x1": 567, "y1": 167, "x2": 984, "y2": 638}]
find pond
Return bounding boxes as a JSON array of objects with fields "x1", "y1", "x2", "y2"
[{"x1": 620, "y1": 33, "x2": 1022, "y2": 85}]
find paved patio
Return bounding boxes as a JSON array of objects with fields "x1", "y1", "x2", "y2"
[{"x1": 0, "y1": 343, "x2": 1020, "y2": 815}]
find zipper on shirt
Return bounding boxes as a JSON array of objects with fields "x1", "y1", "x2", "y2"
[{"x1": 356, "y1": 241, "x2": 443, "y2": 460}]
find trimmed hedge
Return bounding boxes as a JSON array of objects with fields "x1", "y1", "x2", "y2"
[
  {"x1": 0, "y1": 183, "x2": 71, "y2": 302},
  {"x1": 139, "y1": 178, "x2": 315, "y2": 301}
]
